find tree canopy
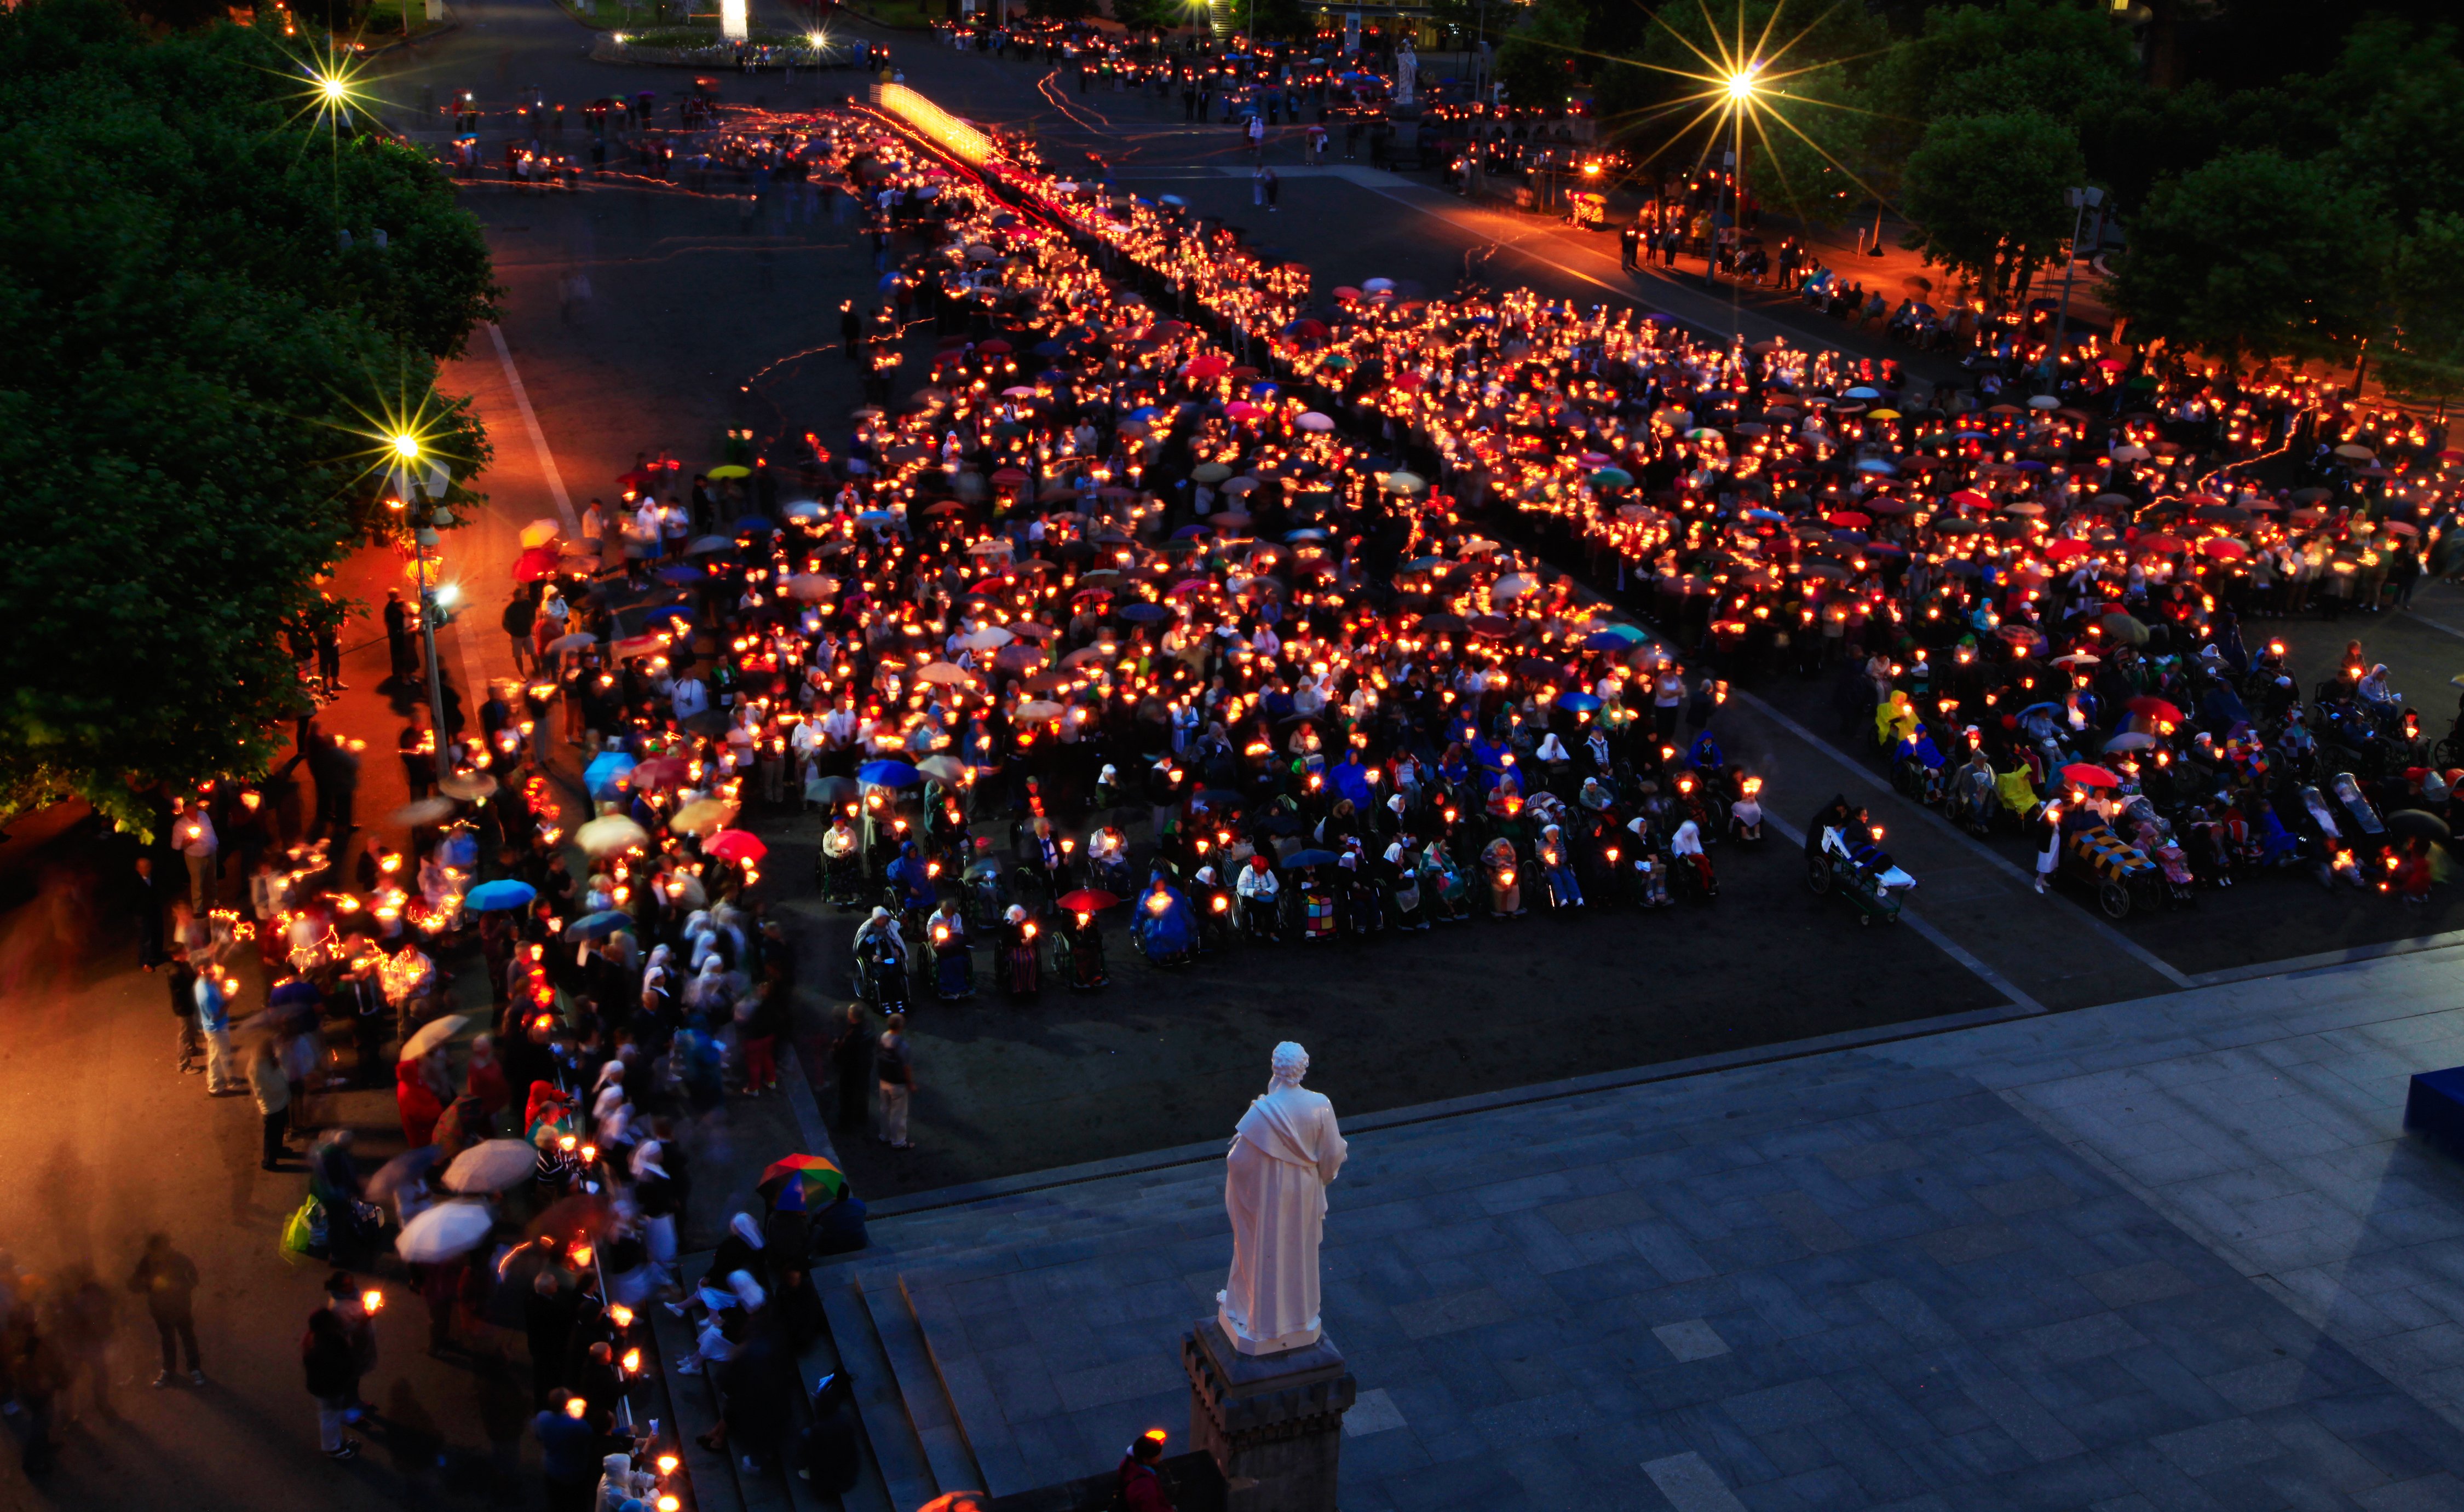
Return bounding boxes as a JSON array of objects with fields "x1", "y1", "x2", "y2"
[{"x1": 0, "y1": 0, "x2": 496, "y2": 836}]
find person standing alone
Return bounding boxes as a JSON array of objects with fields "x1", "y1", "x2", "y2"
[
  {"x1": 129, "y1": 1234, "x2": 203, "y2": 1387},
  {"x1": 876, "y1": 1013, "x2": 914, "y2": 1150}
]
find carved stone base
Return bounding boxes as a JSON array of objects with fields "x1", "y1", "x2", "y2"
[{"x1": 1183, "y1": 1320, "x2": 1356, "y2": 1512}]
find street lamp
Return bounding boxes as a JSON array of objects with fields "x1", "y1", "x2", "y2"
[
  {"x1": 392, "y1": 433, "x2": 454, "y2": 781},
  {"x1": 2049, "y1": 185, "x2": 2104, "y2": 382}
]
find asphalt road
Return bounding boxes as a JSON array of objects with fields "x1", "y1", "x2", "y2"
[{"x1": 12, "y1": 12, "x2": 2464, "y2": 1508}]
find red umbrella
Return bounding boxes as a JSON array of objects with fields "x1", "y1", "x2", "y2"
[
  {"x1": 513, "y1": 546, "x2": 562, "y2": 583},
  {"x1": 631, "y1": 755, "x2": 690, "y2": 792},
  {"x1": 2137, "y1": 534, "x2": 2186, "y2": 554},
  {"x1": 1057, "y1": 888, "x2": 1118, "y2": 914},
  {"x1": 705, "y1": 829, "x2": 767, "y2": 864},
  {"x1": 1185, "y1": 355, "x2": 1230, "y2": 380},
  {"x1": 2043, "y1": 539, "x2": 2093, "y2": 563},
  {"x1": 2127, "y1": 696, "x2": 2183, "y2": 725},
  {"x1": 1826, "y1": 511, "x2": 1871, "y2": 528},
  {"x1": 977, "y1": 338, "x2": 1013, "y2": 355},
  {"x1": 2061, "y1": 763, "x2": 2122, "y2": 790},
  {"x1": 2198, "y1": 536, "x2": 2249, "y2": 561}
]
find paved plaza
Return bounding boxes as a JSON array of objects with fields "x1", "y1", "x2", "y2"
[{"x1": 817, "y1": 943, "x2": 2464, "y2": 1511}]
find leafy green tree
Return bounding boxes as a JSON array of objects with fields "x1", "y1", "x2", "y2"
[
  {"x1": 1494, "y1": 0, "x2": 1584, "y2": 109},
  {"x1": 2315, "y1": 20, "x2": 2464, "y2": 235},
  {"x1": 2108, "y1": 148, "x2": 2389, "y2": 371},
  {"x1": 1108, "y1": 0, "x2": 1181, "y2": 32},
  {"x1": 0, "y1": 0, "x2": 496, "y2": 836},
  {"x1": 2377, "y1": 213, "x2": 2464, "y2": 406},
  {"x1": 1897, "y1": 109, "x2": 2082, "y2": 298},
  {"x1": 1862, "y1": 0, "x2": 2136, "y2": 134}
]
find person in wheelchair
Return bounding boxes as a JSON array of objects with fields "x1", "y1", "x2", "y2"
[
  {"x1": 853, "y1": 908, "x2": 912, "y2": 1012},
  {"x1": 1059, "y1": 903, "x2": 1110, "y2": 988},
  {"x1": 994, "y1": 904, "x2": 1042, "y2": 999},
  {"x1": 1133, "y1": 870, "x2": 1201, "y2": 963},
  {"x1": 1086, "y1": 824, "x2": 1132, "y2": 898},
  {"x1": 1190, "y1": 863, "x2": 1236, "y2": 952},
  {"x1": 1420, "y1": 835, "x2": 1473, "y2": 922},
  {"x1": 1537, "y1": 823, "x2": 1585, "y2": 908},
  {"x1": 1235, "y1": 852, "x2": 1282, "y2": 941},
  {"x1": 885, "y1": 840, "x2": 936, "y2": 921}
]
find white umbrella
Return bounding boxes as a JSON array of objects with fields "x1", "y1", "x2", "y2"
[
  {"x1": 1297, "y1": 412, "x2": 1335, "y2": 433},
  {"x1": 387, "y1": 797, "x2": 456, "y2": 827},
  {"x1": 1493, "y1": 573, "x2": 1539, "y2": 600},
  {"x1": 546, "y1": 632, "x2": 597, "y2": 654},
  {"x1": 441, "y1": 1140, "x2": 539, "y2": 1195},
  {"x1": 917, "y1": 662, "x2": 973, "y2": 685},
  {"x1": 396, "y1": 1199, "x2": 496, "y2": 1262},
  {"x1": 398, "y1": 1013, "x2": 469, "y2": 1063},
  {"x1": 439, "y1": 772, "x2": 497, "y2": 801},
  {"x1": 961, "y1": 626, "x2": 1015, "y2": 650},
  {"x1": 786, "y1": 573, "x2": 840, "y2": 603},
  {"x1": 575, "y1": 815, "x2": 649, "y2": 857}
]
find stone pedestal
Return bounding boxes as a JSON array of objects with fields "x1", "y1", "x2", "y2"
[{"x1": 1182, "y1": 1320, "x2": 1356, "y2": 1512}]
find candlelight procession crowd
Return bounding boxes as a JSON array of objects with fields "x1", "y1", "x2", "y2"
[{"x1": 36, "y1": 82, "x2": 2464, "y2": 1505}]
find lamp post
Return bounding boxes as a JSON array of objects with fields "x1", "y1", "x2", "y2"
[
  {"x1": 2049, "y1": 185, "x2": 2104, "y2": 383},
  {"x1": 392, "y1": 434, "x2": 454, "y2": 781},
  {"x1": 1712, "y1": 66, "x2": 1757, "y2": 291}
]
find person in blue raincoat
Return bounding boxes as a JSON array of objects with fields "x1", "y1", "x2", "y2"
[
  {"x1": 1327, "y1": 754, "x2": 1375, "y2": 812},
  {"x1": 1132, "y1": 870, "x2": 1199, "y2": 962},
  {"x1": 885, "y1": 841, "x2": 935, "y2": 915}
]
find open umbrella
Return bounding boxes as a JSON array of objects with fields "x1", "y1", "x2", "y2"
[
  {"x1": 439, "y1": 772, "x2": 497, "y2": 802},
  {"x1": 1283, "y1": 848, "x2": 1342, "y2": 868},
  {"x1": 1056, "y1": 888, "x2": 1119, "y2": 914},
  {"x1": 918, "y1": 755, "x2": 969, "y2": 784},
  {"x1": 467, "y1": 879, "x2": 537, "y2": 912},
  {"x1": 546, "y1": 631, "x2": 598, "y2": 655},
  {"x1": 387, "y1": 797, "x2": 456, "y2": 828},
  {"x1": 396, "y1": 1200, "x2": 496, "y2": 1262},
  {"x1": 807, "y1": 774, "x2": 859, "y2": 805},
  {"x1": 2104, "y1": 731, "x2": 2159, "y2": 753},
  {"x1": 670, "y1": 798, "x2": 736, "y2": 836},
  {"x1": 366, "y1": 1145, "x2": 443, "y2": 1201},
  {"x1": 520, "y1": 518, "x2": 563, "y2": 549},
  {"x1": 2061, "y1": 763, "x2": 2122, "y2": 790},
  {"x1": 563, "y1": 910, "x2": 634, "y2": 941},
  {"x1": 858, "y1": 759, "x2": 922, "y2": 788},
  {"x1": 398, "y1": 1013, "x2": 470, "y2": 1062},
  {"x1": 575, "y1": 815, "x2": 649, "y2": 857},
  {"x1": 441, "y1": 1140, "x2": 539, "y2": 1195},
  {"x1": 758, "y1": 1155, "x2": 848, "y2": 1213},
  {"x1": 2388, "y1": 809, "x2": 2451, "y2": 841},
  {"x1": 2126, "y1": 696, "x2": 2183, "y2": 725},
  {"x1": 582, "y1": 752, "x2": 636, "y2": 796},
  {"x1": 705, "y1": 829, "x2": 768, "y2": 865}
]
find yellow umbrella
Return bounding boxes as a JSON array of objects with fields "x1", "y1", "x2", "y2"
[
  {"x1": 707, "y1": 464, "x2": 752, "y2": 480},
  {"x1": 520, "y1": 518, "x2": 562, "y2": 548},
  {"x1": 670, "y1": 798, "x2": 736, "y2": 836},
  {"x1": 575, "y1": 815, "x2": 649, "y2": 857}
]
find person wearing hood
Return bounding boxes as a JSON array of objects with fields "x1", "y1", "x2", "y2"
[
  {"x1": 396, "y1": 1055, "x2": 446, "y2": 1148},
  {"x1": 596, "y1": 1451, "x2": 651, "y2": 1512}
]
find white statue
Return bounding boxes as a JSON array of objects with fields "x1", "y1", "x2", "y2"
[{"x1": 1218, "y1": 1042, "x2": 1348, "y2": 1356}]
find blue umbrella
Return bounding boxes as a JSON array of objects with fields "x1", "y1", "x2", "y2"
[
  {"x1": 1128, "y1": 406, "x2": 1163, "y2": 421},
  {"x1": 734, "y1": 516, "x2": 775, "y2": 535},
  {"x1": 1285, "y1": 848, "x2": 1341, "y2": 868},
  {"x1": 857, "y1": 510, "x2": 899, "y2": 526},
  {"x1": 1744, "y1": 507, "x2": 1786, "y2": 523},
  {"x1": 1116, "y1": 603, "x2": 1172, "y2": 622},
  {"x1": 268, "y1": 980, "x2": 323, "y2": 1008},
  {"x1": 858, "y1": 759, "x2": 922, "y2": 788},
  {"x1": 467, "y1": 879, "x2": 538, "y2": 912},
  {"x1": 1557, "y1": 691, "x2": 1604, "y2": 713},
  {"x1": 1582, "y1": 631, "x2": 1633, "y2": 651},
  {"x1": 656, "y1": 565, "x2": 702, "y2": 586},
  {"x1": 583, "y1": 752, "x2": 636, "y2": 796},
  {"x1": 2014, "y1": 702, "x2": 2064, "y2": 720},
  {"x1": 563, "y1": 909, "x2": 634, "y2": 941},
  {"x1": 1285, "y1": 527, "x2": 1329, "y2": 542}
]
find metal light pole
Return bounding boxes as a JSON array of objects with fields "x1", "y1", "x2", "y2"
[
  {"x1": 2050, "y1": 184, "x2": 2104, "y2": 380},
  {"x1": 393, "y1": 436, "x2": 454, "y2": 781}
]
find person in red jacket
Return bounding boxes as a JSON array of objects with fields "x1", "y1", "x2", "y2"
[
  {"x1": 395, "y1": 1057, "x2": 445, "y2": 1147},
  {"x1": 1116, "y1": 1431, "x2": 1176, "y2": 1511}
]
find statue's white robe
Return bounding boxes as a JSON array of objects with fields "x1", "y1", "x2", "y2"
[{"x1": 1219, "y1": 1086, "x2": 1348, "y2": 1355}]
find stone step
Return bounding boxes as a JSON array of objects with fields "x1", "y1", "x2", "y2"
[
  {"x1": 820, "y1": 1272, "x2": 945, "y2": 1512},
  {"x1": 646, "y1": 1274, "x2": 753, "y2": 1512},
  {"x1": 857, "y1": 1266, "x2": 990, "y2": 1499},
  {"x1": 787, "y1": 1274, "x2": 894, "y2": 1512}
]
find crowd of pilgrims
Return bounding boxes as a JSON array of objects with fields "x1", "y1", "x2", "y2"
[{"x1": 476, "y1": 101, "x2": 2464, "y2": 1008}]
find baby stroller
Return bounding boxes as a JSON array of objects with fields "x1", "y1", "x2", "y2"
[{"x1": 2121, "y1": 797, "x2": 2196, "y2": 909}]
